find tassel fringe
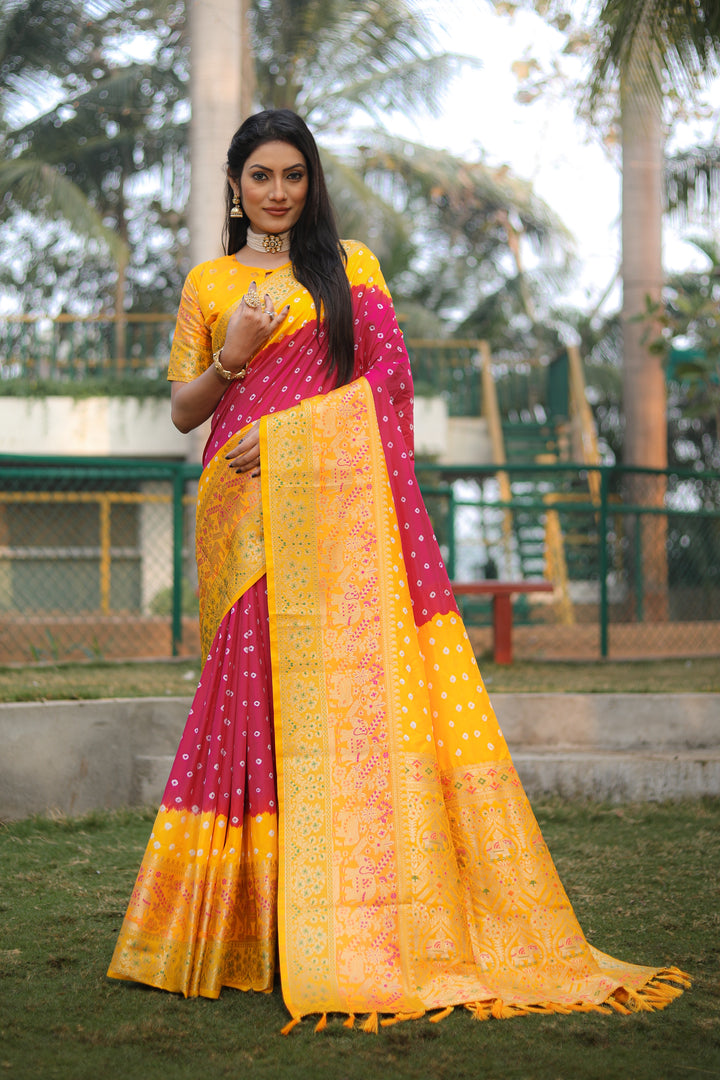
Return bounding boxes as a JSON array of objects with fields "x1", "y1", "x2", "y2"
[
  {"x1": 381, "y1": 1010, "x2": 426, "y2": 1027},
  {"x1": 361, "y1": 1012, "x2": 379, "y2": 1034},
  {"x1": 280, "y1": 1016, "x2": 301, "y2": 1036},
  {"x1": 281, "y1": 969, "x2": 690, "y2": 1034}
]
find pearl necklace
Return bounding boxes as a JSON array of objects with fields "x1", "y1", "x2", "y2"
[{"x1": 246, "y1": 226, "x2": 291, "y2": 254}]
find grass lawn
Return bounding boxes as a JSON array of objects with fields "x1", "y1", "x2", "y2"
[
  {"x1": 0, "y1": 656, "x2": 718, "y2": 703},
  {"x1": 1, "y1": 801, "x2": 718, "y2": 1080}
]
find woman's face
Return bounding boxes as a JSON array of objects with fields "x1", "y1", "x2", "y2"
[{"x1": 233, "y1": 139, "x2": 309, "y2": 235}]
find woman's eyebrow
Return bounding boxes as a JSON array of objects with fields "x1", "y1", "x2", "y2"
[{"x1": 247, "y1": 160, "x2": 306, "y2": 172}]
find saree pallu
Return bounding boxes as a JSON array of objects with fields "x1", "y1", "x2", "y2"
[
  {"x1": 108, "y1": 243, "x2": 688, "y2": 1022},
  {"x1": 261, "y1": 377, "x2": 687, "y2": 1027}
]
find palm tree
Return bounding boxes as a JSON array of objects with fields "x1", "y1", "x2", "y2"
[
  {"x1": 1, "y1": 0, "x2": 95, "y2": 121},
  {"x1": 1, "y1": 61, "x2": 188, "y2": 320},
  {"x1": 250, "y1": 0, "x2": 470, "y2": 129},
  {"x1": 588, "y1": 0, "x2": 720, "y2": 618},
  {"x1": 243, "y1": 0, "x2": 573, "y2": 312},
  {"x1": 356, "y1": 135, "x2": 571, "y2": 327}
]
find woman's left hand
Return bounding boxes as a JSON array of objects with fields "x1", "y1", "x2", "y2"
[{"x1": 226, "y1": 420, "x2": 261, "y2": 476}]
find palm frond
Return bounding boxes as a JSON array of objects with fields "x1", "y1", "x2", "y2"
[
  {"x1": 0, "y1": 158, "x2": 129, "y2": 264},
  {"x1": 356, "y1": 133, "x2": 571, "y2": 249},
  {"x1": 319, "y1": 148, "x2": 413, "y2": 271},
  {"x1": 250, "y1": 0, "x2": 472, "y2": 127},
  {"x1": 304, "y1": 54, "x2": 478, "y2": 128},
  {"x1": 666, "y1": 143, "x2": 720, "y2": 221},
  {"x1": 0, "y1": 0, "x2": 135, "y2": 120},
  {"x1": 592, "y1": 0, "x2": 720, "y2": 99}
]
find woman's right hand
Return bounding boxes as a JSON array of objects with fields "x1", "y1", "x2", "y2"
[
  {"x1": 220, "y1": 282, "x2": 290, "y2": 375},
  {"x1": 170, "y1": 284, "x2": 290, "y2": 433}
]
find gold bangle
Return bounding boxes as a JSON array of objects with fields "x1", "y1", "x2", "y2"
[{"x1": 213, "y1": 348, "x2": 247, "y2": 381}]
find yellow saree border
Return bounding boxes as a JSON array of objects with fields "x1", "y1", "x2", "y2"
[
  {"x1": 260, "y1": 378, "x2": 689, "y2": 1026},
  {"x1": 196, "y1": 428, "x2": 266, "y2": 659}
]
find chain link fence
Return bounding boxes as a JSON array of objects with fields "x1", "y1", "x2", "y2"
[
  {"x1": 0, "y1": 458, "x2": 199, "y2": 663},
  {"x1": 0, "y1": 457, "x2": 718, "y2": 664}
]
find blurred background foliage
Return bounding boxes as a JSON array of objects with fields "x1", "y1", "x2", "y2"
[{"x1": 0, "y1": 0, "x2": 718, "y2": 469}]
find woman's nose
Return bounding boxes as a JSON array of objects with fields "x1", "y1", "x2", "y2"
[{"x1": 269, "y1": 179, "x2": 286, "y2": 201}]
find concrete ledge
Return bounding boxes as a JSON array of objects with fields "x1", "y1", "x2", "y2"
[
  {"x1": 495, "y1": 693, "x2": 719, "y2": 750},
  {"x1": 1, "y1": 693, "x2": 719, "y2": 818},
  {"x1": 1, "y1": 698, "x2": 187, "y2": 819},
  {"x1": 514, "y1": 750, "x2": 720, "y2": 803}
]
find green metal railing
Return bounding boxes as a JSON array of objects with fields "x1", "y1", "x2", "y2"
[
  {"x1": 418, "y1": 461, "x2": 720, "y2": 656},
  {"x1": 0, "y1": 314, "x2": 176, "y2": 381},
  {"x1": 0, "y1": 456, "x2": 718, "y2": 663},
  {"x1": 3, "y1": 317, "x2": 556, "y2": 418}
]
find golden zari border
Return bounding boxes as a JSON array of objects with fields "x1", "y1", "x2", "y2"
[{"x1": 196, "y1": 428, "x2": 266, "y2": 659}]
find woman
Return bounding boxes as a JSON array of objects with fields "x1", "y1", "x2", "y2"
[{"x1": 108, "y1": 109, "x2": 687, "y2": 1030}]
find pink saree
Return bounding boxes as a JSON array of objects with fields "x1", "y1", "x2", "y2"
[{"x1": 108, "y1": 243, "x2": 688, "y2": 1026}]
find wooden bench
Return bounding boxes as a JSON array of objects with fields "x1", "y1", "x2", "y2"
[{"x1": 450, "y1": 581, "x2": 554, "y2": 665}]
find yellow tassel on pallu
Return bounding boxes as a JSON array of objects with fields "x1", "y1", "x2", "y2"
[
  {"x1": 491, "y1": 999, "x2": 528, "y2": 1020},
  {"x1": 465, "y1": 1001, "x2": 493, "y2": 1021},
  {"x1": 280, "y1": 1016, "x2": 301, "y2": 1036},
  {"x1": 381, "y1": 1010, "x2": 426, "y2": 1027},
  {"x1": 654, "y1": 967, "x2": 692, "y2": 988},
  {"x1": 280, "y1": 970, "x2": 690, "y2": 1035},
  {"x1": 361, "y1": 1012, "x2": 379, "y2": 1034},
  {"x1": 622, "y1": 991, "x2": 655, "y2": 1013}
]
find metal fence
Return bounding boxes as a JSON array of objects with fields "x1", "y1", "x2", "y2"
[
  {"x1": 0, "y1": 314, "x2": 176, "y2": 382},
  {"x1": 0, "y1": 318, "x2": 493, "y2": 415},
  {"x1": 0, "y1": 456, "x2": 718, "y2": 664}
]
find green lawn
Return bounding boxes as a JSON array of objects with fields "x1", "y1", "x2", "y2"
[
  {"x1": 1, "y1": 801, "x2": 719, "y2": 1080},
  {"x1": 0, "y1": 656, "x2": 718, "y2": 703}
]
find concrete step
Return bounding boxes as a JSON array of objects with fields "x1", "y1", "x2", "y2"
[
  {"x1": 2, "y1": 694, "x2": 718, "y2": 818},
  {"x1": 494, "y1": 693, "x2": 719, "y2": 751},
  {"x1": 514, "y1": 749, "x2": 720, "y2": 802},
  {"x1": 133, "y1": 754, "x2": 175, "y2": 807},
  {"x1": 132, "y1": 749, "x2": 720, "y2": 808}
]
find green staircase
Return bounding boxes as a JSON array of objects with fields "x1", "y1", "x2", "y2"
[
  {"x1": 501, "y1": 419, "x2": 558, "y2": 580},
  {"x1": 455, "y1": 347, "x2": 602, "y2": 632}
]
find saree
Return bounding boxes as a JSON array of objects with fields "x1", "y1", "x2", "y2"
[{"x1": 108, "y1": 243, "x2": 688, "y2": 1025}]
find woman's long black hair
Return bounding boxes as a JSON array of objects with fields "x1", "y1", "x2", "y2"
[{"x1": 223, "y1": 109, "x2": 355, "y2": 387}]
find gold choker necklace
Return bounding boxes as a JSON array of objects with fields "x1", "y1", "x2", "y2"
[{"x1": 246, "y1": 227, "x2": 291, "y2": 254}]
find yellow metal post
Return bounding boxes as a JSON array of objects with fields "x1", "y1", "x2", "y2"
[{"x1": 99, "y1": 496, "x2": 111, "y2": 615}]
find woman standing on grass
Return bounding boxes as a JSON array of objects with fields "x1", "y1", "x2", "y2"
[{"x1": 108, "y1": 109, "x2": 688, "y2": 1030}]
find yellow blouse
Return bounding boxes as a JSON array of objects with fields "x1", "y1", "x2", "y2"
[{"x1": 167, "y1": 255, "x2": 291, "y2": 383}]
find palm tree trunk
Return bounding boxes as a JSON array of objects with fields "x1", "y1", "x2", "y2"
[
  {"x1": 187, "y1": 0, "x2": 244, "y2": 464},
  {"x1": 188, "y1": 0, "x2": 244, "y2": 269},
  {"x1": 620, "y1": 45, "x2": 669, "y2": 621},
  {"x1": 240, "y1": 0, "x2": 256, "y2": 117}
]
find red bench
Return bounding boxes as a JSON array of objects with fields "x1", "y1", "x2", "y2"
[{"x1": 450, "y1": 581, "x2": 554, "y2": 665}]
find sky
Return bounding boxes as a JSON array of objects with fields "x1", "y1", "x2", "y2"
[{"x1": 385, "y1": 1, "x2": 720, "y2": 314}]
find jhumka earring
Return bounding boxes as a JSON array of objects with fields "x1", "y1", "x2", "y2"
[{"x1": 230, "y1": 193, "x2": 243, "y2": 219}]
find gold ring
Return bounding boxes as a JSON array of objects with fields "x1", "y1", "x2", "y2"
[{"x1": 243, "y1": 291, "x2": 262, "y2": 309}]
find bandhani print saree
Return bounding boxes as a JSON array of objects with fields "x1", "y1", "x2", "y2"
[{"x1": 108, "y1": 243, "x2": 689, "y2": 1028}]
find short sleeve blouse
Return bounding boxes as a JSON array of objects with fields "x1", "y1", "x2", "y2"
[{"x1": 167, "y1": 255, "x2": 290, "y2": 382}]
